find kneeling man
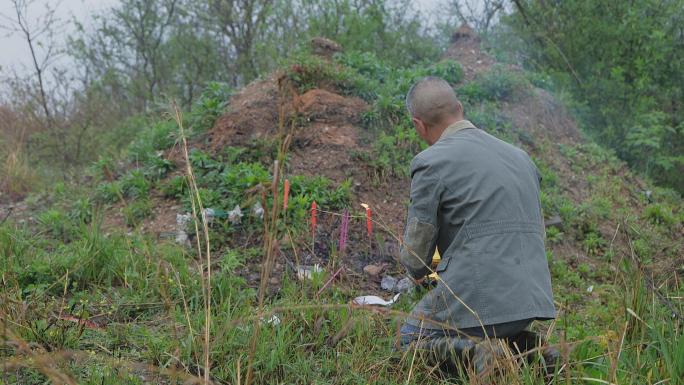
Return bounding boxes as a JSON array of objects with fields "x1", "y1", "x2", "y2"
[{"x1": 398, "y1": 77, "x2": 557, "y2": 373}]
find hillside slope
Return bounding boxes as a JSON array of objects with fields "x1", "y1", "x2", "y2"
[{"x1": 1, "y1": 30, "x2": 682, "y2": 384}]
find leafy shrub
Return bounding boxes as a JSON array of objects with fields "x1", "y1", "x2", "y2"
[
  {"x1": 189, "y1": 148, "x2": 222, "y2": 171},
  {"x1": 363, "y1": 127, "x2": 425, "y2": 178},
  {"x1": 534, "y1": 158, "x2": 559, "y2": 189},
  {"x1": 284, "y1": 176, "x2": 351, "y2": 226},
  {"x1": 336, "y1": 51, "x2": 388, "y2": 82},
  {"x1": 183, "y1": 187, "x2": 223, "y2": 211},
  {"x1": 582, "y1": 231, "x2": 606, "y2": 256},
  {"x1": 68, "y1": 198, "x2": 93, "y2": 224},
  {"x1": 94, "y1": 181, "x2": 123, "y2": 203},
  {"x1": 88, "y1": 156, "x2": 117, "y2": 182},
  {"x1": 631, "y1": 237, "x2": 652, "y2": 262},
  {"x1": 187, "y1": 82, "x2": 232, "y2": 133},
  {"x1": 285, "y1": 53, "x2": 364, "y2": 95},
  {"x1": 546, "y1": 226, "x2": 564, "y2": 244},
  {"x1": 590, "y1": 197, "x2": 613, "y2": 220},
  {"x1": 643, "y1": 203, "x2": 676, "y2": 227},
  {"x1": 160, "y1": 175, "x2": 188, "y2": 199},
  {"x1": 458, "y1": 65, "x2": 528, "y2": 102},
  {"x1": 222, "y1": 140, "x2": 278, "y2": 165},
  {"x1": 127, "y1": 120, "x2": 177, "y2": 165},
  {"x1": 288, "y1": 176, "x2": 351, "y2": 209},
  {"x1": 120, "y1": 170, "x2": 151, "y2": 199},
  {"x1": 558, "y1": 200, "x2": 577, "y2": 224},
  {"x1": 218, "y1": 162, "x2": 272, "y2": 200},
  {"x1": 465, "y1": 101, "x2": 517, "y2": 142},
  {"x1": 429, "y1": 60, "x2": 464, "y2": 85},
  {"x1": 37, "y1": 209, "x2": 74, "y2": 240},
  {"x1": 143, "y1": 153, "x2": 175, "y2": 180},
  {"x1": 123, "y1": 199, "x2": 153, "y2": 227}
]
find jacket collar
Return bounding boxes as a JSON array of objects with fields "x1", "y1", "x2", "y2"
[{"x1": 438, "y1": 119, "x2": 477, "y2": 141}]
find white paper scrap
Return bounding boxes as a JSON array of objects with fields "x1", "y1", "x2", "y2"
[{"x1": 352, "y1": 293, "x2": 401, "y2": 307}]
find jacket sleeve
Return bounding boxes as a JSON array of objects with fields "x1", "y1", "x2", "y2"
[
  {"x1": 530, "y1": 158, "x2": 546, "y2": 238},
  {"x1": 399, "y1": 157, "x2": 441, "y2": 279}
]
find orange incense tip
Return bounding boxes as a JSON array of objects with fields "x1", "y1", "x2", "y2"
[
  {"x1": 283, "y1": 179, "x2": 290, "y2": 210},
  {"x1": 365, "y1": 207, "x2": 372, "y2": 236},
  {"x1": 311, "y1": 201, "x2": 317, "y2": 230}
]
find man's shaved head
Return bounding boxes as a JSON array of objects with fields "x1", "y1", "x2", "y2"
[{"x1": 405, "y1": 77, "x2": 463, "y2": 127}]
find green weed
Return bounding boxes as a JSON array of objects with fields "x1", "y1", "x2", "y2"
[
  {"x1": 458, "y1": 65, "x2": 528, "y2": 103},
  {"x1": 644, "y1": 203, "x2": 677, "y2": 227},
  {"x1": 127, "y1": 120, "x2": 177, "y2": 166},
  {"x1": 123, "y1": 198, "x2": 153, "y2": 227},
  {"x1": 186, "y1": 82, "x2": 232, "y2": 133}
]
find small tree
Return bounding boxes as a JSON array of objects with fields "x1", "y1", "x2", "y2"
[{"x1": 0, "y1": 0, "x2": 64, "y2": 131}]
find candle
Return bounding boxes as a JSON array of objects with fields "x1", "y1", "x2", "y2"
[
  {"x1": 283, "y1": 179, "x2": 290, "y2": 211},
  {"x1": 311, "y1": 201, "x2": 317, "y2": 233}
]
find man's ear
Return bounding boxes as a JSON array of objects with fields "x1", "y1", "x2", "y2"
[
  {"x1": 412, "y1": 117, "x2": 428, "y2": 140},
  {"x1": 455, "y1": 100, "x2": 464, "y2": 118}
]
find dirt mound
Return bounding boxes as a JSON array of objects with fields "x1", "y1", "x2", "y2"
[
  {"x1": 502, "y1": 88, "x2": 582, "y2": 145},
  {"x1": 443, "y1": 25, "x2": 582, "y2": 145},
  {"x1": 296, "y1": 89, "x2": 366, "y2": 125},
  {"x1": 208, "y1": 77, "x2": 281, "y2": 148},
  {"x1": 311, "y1": 37, "x2": 343, "y2": 59},
  {"x1": 293, "y1": 89, "x2": 367, "y2": 147},
  {"x1": 443, "y1": 24, "x2": 497, "y2": 81},
  {"x1": 208, "y1": 78, "x2": 368, "y2": 150}
]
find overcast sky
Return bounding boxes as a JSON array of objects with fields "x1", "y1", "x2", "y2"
[
  {"x1": 0, "y1": 0, "x2": 443, "y2": 75},
  {"x1": 0, "y1": 0, "x2": 118, "y2": 74}
]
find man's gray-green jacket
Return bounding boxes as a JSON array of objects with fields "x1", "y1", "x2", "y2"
[{"x1": 400, "y1": 120, "x2": 556, "y2": 330}]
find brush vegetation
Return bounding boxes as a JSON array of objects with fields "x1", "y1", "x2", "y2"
[
  {"x1": 2, "y1": 49, "x2": 684, "y2": 384},
  {"x1": 1, "y1": 1, "x2": 683, "y2": 384}
]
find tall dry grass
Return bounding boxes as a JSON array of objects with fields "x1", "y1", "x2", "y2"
[
  {"x1": 171, "y1": 102, "x2": 216, "y2": 385},
  {"x1": 0, "y1": 105, "x2": 41, "y2": 199}
]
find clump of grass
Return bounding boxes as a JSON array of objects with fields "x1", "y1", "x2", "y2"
[{"x1": 1, "y1": 144, "x2": 39, "y2": 198}]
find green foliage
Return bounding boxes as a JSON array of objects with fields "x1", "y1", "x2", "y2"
[
  {"x1": 458, "y1": 65, "x2": 528, "y2": 103},
  {"x1": 160, "y1": 175, "x2": 188, "y2": 199},
  {"x1": 127, "y1": 120, "x2": 177, "y2": 165},
  {"x1": 182, "y1": 149, "x2": 351, "y2": 234},
  {"x1": 187, "y1": 82, "x2": 233, "y2": 133},
  {"x1": 37, "y1": 208, "x2": 75, "y2": 240},
  {"x1": 94, "y1": 180, "x2": 123, "y2": 203},
  {"x1": 582, "y1": 230, "x2": 606, "y2": 257},
  {"x1": 123, "y1": 198, "x2": 153, "y2": 227},
  {"x1": 301, "y1": 0, "x2": 441, "y2": 66},
  {"x1": 643, "y1": 203, "x2": 677, "y2": 227},
  {"x1": 290, "y1": 175, "x2": 351, "y2": 210},
  {"x1": 545, "y1": 226, "x2": 563, "y2": 244},
  {"x1": 361, "y1": 127, "x2": 424, "y2": 178},
  {"x1": 120, "y1": 170, "x2": 151, "y2": 199},
  {"x1": 285, "y1": 53, "x2": 366, "y2": 95},
  {"x1": 68, "y1": 198, "x2": 93, "y2": 224},
  {"x1": 143, "y1": 153, "x2": 175, "y2": 180},
  {"x1": 507, "y1": 0, "x2": 684, "y2": 192},
  {"x1": 465, "y1": 100, "x2": 518, "y2": 143}
]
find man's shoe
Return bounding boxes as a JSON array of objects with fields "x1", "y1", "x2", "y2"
[
  {"x1": 472, "y1": 338, "x2": 508, "y2": 375},
  {"x1": 541, "y1": 345, "x2": 561, "y2": 377}
]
